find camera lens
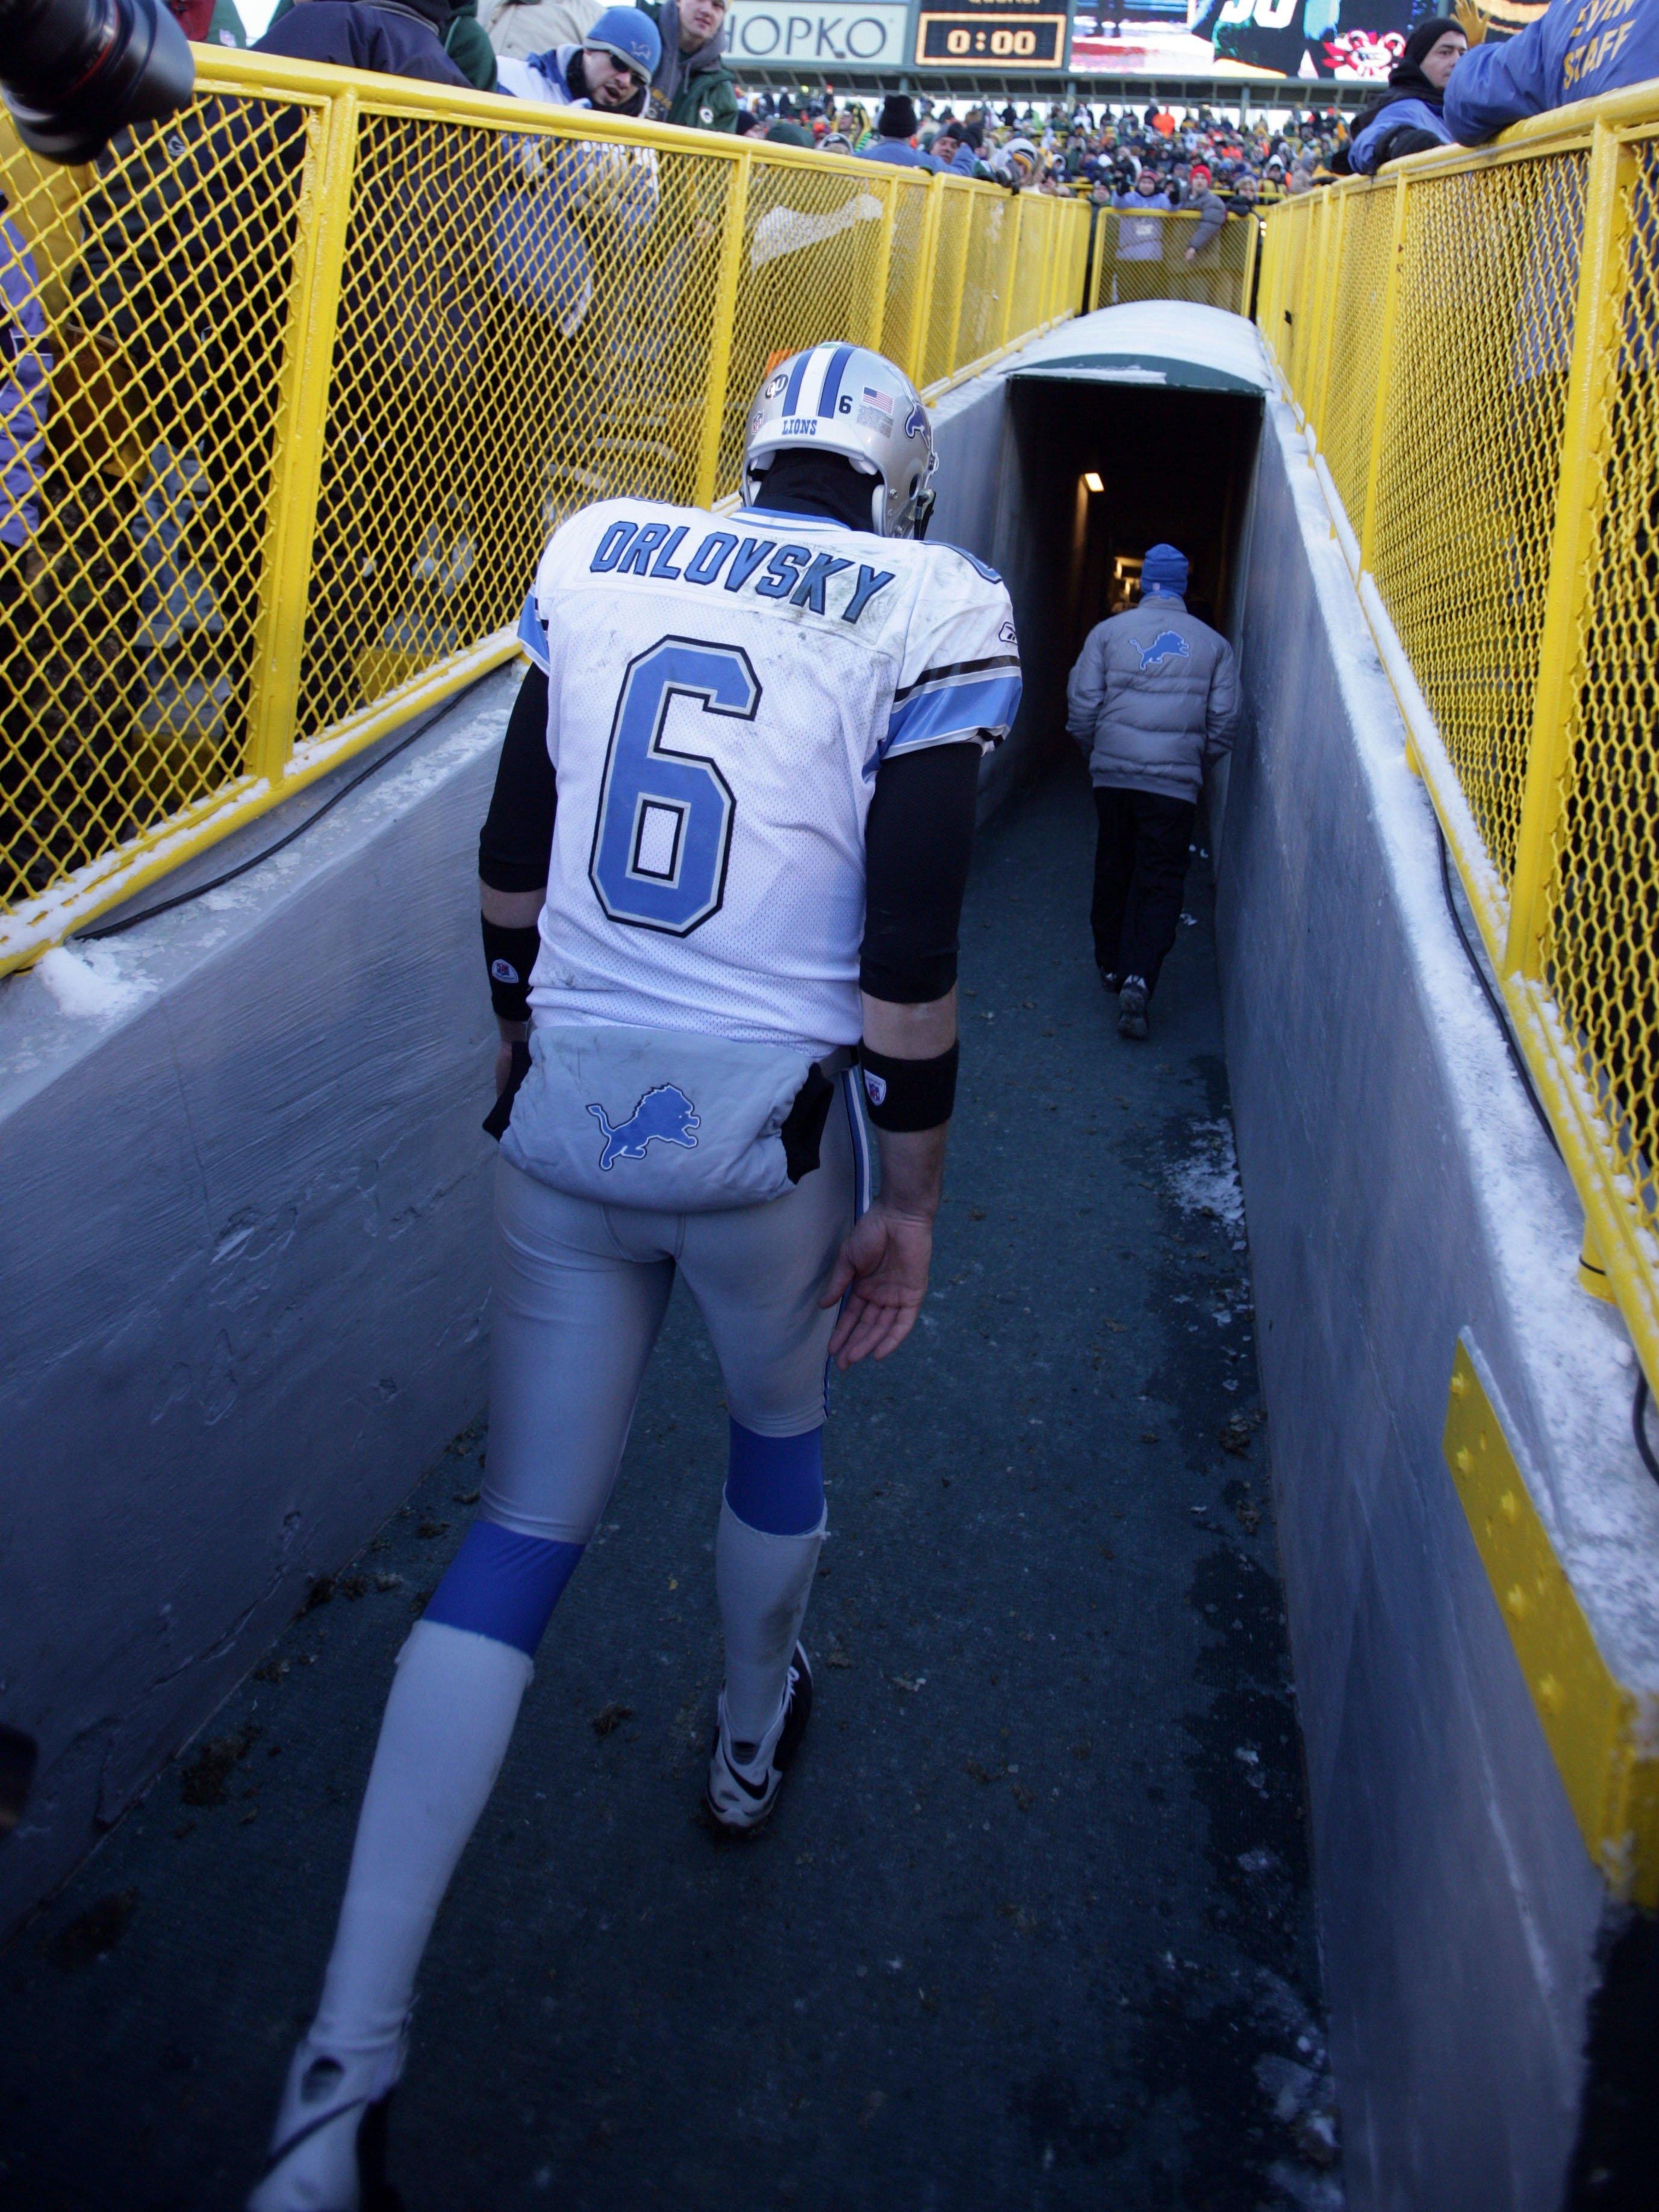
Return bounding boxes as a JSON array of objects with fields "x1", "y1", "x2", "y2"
[{"x1": 2, "y1": 0, "x2": 194, "y2": 166}]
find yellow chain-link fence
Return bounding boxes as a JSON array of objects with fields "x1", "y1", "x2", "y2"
[
  {"x1": 0, "y1": 54, "x2": 1086, "y2": 968},
  {"x1": 1257, "y1": 86, "x2": 1659, "y2": 1395},
  {"x1": 1088, "y1": 205, "x2": 1260, "y2": 316}
]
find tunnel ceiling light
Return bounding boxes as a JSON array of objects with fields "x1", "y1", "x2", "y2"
[{"x1": 1082, "y1": 472, "x2": 1104, "y2": 494}]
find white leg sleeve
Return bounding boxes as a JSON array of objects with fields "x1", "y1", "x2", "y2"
[
  {"x1": 714, "y1": 1499, "x2": 824, "y2": 1747},
  {"x1": 309, "y1": 1620, "x2": 533, "y2": 2060}
]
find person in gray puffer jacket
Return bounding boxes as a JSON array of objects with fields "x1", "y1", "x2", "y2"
[{"x1": 1066, "y1": 542, "x2": 1237, "y2": 1038}]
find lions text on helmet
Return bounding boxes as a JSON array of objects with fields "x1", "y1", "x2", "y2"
[{"x1": 742, "y1": 343, "x2": 936, "y2": 541}]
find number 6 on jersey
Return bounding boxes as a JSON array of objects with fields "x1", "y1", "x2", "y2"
[{"x1": 588, "y1": 637, "x2": 757, "y2": 934}]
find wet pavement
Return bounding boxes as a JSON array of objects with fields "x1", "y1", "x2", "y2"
[{"x1": 1, "y1": 753, "x2": 1339, "y2": 2212}]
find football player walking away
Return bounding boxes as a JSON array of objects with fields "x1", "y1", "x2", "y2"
[
  {"x1": 1065, "y1": 541, "x2": 1237, "y2": 1041},
  {"x1": 249, "y1": 344, "x2": 1020, "y2": 2210}
]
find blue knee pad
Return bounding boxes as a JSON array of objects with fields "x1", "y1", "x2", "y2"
[
  {"x1": 724, "y1": 1418, "x2": 824, "y2": 1537},
  {"x1": 423, "y1": 1520, "x2": 584, "y2": 1656}
]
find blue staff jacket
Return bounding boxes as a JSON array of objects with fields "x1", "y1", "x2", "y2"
[{"x1": 1444, "y1": 0, "x2": 1659, "y2": 143}]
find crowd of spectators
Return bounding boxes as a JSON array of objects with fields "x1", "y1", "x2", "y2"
[
  {"x1": 217, "y1": 0, "x2": 1369, "y2": 199},
  {"x1": 71, "y1": 0, "x2": 1511, "y2": 201},
  {"x1": 730, "y1": 88, "x2": 1352, "y2": 206}
]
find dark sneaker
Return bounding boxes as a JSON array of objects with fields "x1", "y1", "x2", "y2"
[
  {"x1": 1118, "y1": 977, "x2": 1149, "y2": 1040},
  {"x1": 705, "y1": 1645, "x2": 814, "y2": 1834},
  {"x1": 1098, "y1": 968, "x2": 1121, "y2": 994}
]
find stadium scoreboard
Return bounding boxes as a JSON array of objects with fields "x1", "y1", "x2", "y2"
[{"x1": 912, "y1": 0, "x2": 1069, "y2": 70}]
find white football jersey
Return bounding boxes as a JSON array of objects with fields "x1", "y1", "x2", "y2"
[{"x1": 518, "y1": 495, "x2": 1021, "y2": 1056}]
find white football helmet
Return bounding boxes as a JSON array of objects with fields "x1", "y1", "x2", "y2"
[{"x1": 740, "y1": 343, "x2": 936, "y2": 539}]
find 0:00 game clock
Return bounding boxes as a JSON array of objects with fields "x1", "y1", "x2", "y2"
[{"x1": 915, "y1": 9, "x2": 1063, "y2": 63}]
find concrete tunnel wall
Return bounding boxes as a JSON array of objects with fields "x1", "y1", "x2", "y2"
[
  {"x1": 1217, "y1": 394, "x2": 1659, "y2": 2212},
  {"x1": 0, "y1": 376, "x2": 1023, "y2": 1938}
]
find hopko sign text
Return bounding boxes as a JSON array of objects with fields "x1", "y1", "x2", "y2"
[{"x1": 724, "y1": 0, "x2": 912, "y2": 64}]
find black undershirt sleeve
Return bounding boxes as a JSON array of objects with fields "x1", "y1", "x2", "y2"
[
  {"x1": 478, "y1": 667, "x2": 556, "y2": 893},
  {"x1": 860, "y1": 740, "x2": 982, "y2": 1003}
]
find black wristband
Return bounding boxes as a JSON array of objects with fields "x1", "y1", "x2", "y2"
[
  {"x1": 482, "y1": 916, "x2": 540, "y2": 1023},
  {"x1": 858, "y1": 1041, "x2": 959, "y2": 1132}
]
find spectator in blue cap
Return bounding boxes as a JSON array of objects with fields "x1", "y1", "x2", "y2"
[
  {"x1": 1066, "y1": 540, "x2": 1238, "y2": 1041},
  {"x1": 496, "y1": 4, "x2": 662, "y2": 111}
]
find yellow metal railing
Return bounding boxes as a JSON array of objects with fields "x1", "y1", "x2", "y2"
[
  {"x1": 1088, "y1": 205, "x2": 1260, "y2": 316},
  {"x1": 0, "y1": 54, "x2": 1086, "y2": 968},
  {"x1": 1257, "y1": 83, "x2": 1659, "y2": 1395}
]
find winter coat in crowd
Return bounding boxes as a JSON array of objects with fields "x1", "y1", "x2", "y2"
[
  {"x1": 265, "y1": 0, "x2": 496, "y2": 85},
  {"x1": 491, "y1": 50, "x2": 659, "y2": 332},
  {"x1": 861, "y1": 135, "x2": 929, "y2": 166},
  {"x1": 495, "y1": 42, "x2": 585, "y2": 98},
  {"x1": 1113, "y1": 187, "x2": 1171, "y2": 263},
  {"x1": 638, "y1": 0, "x2": 738, "y2": 132},
  {"x1": 480, "y1": 0, "x2": 600, "y2": 63},
  {"x1": 1066, "y1": 593, "x2": 1237, "y2": 805},
  {"x1": 861, "y1": 95, "x2": 929, "y2": 166},
  {"x1": 254, "y1": 0, "x2": 472, "y2": 87},
  {"x1": 1348, "y1": 95, "x2": 1448, "y2": 171},
  {"x1": 1, "y1": 208, "x2": 49, "y2": 554},
  {"x1": 1444, "y1": 0, "x2": 1658, "y2": 142},
  {"x1": 1183, "y1": 184, "x2": 1228, "y2": 254},
  {"x1": 1345, "y1": 19, "x2": 1458, "y2": 173}
]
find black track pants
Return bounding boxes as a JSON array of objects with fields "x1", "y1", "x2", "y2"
[{"x1": 1090, "y1": 784, "x2": 1196, "y2": 997}]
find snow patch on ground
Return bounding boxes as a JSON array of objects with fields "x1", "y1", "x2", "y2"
[
  {"x1": 1167, "y1": 1115, "x2": 1247, "y2": 1250},
  {"x1": 36, "y1": 946, "x2": 154, "y2": 1020}
]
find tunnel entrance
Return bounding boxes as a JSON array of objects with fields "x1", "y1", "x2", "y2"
[{"x1": 992, "y1": 367, "x2": 1262, "y2": 750}]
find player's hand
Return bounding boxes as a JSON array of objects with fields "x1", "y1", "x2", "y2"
[
  {"x1": 1184, "y1": 246, "x2": 1196, "y2": 261},
  {"x1": 821, "y1": 1202, "x2": 933, "y2": 1369}
]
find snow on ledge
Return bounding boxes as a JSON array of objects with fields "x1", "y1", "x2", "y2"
[{"x1": 1001, "y1": 302, "x2": 1275, "y2": 394}]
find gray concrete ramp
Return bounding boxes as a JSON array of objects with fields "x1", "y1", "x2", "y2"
[{"x1": 0, "y1": 759, "x2": 1334, "y2": 2211}]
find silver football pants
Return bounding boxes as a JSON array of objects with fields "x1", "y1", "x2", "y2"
[{"x1": 481, "y1": 1069, "x2": 870, "y2": 1544}]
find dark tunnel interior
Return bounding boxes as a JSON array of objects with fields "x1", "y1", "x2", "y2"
[{"x1": 997, "y1": 376, "x2": 1263, "y2": 752}]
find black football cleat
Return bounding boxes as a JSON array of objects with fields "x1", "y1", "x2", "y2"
[{"x1": 705, "y1": 1645, "x2": 814, "y2": 1833}]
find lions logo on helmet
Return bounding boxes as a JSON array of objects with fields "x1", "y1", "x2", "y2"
[{"x1": 741, "y1": 343, "x2": 937, "y2": 540}]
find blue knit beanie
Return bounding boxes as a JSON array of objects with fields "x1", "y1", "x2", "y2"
[
  {"x1": 1141, "y1": 543, "x2": 1188, "y2": 597},
  {"x1": 584, "y1": 5, "x2": 661, "y2": 81}
]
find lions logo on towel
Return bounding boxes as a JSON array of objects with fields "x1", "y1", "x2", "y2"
[{"x1": 587, "y1": 1085, "x2": 701, "y2": 1171}]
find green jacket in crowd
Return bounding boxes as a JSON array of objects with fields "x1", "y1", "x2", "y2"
[
  {"x1": 637, "y1": 0, "x2": 739, "y2": 132},
  {"x1": 266, "y1": 0, "x2": 499, "y2": 89}
]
